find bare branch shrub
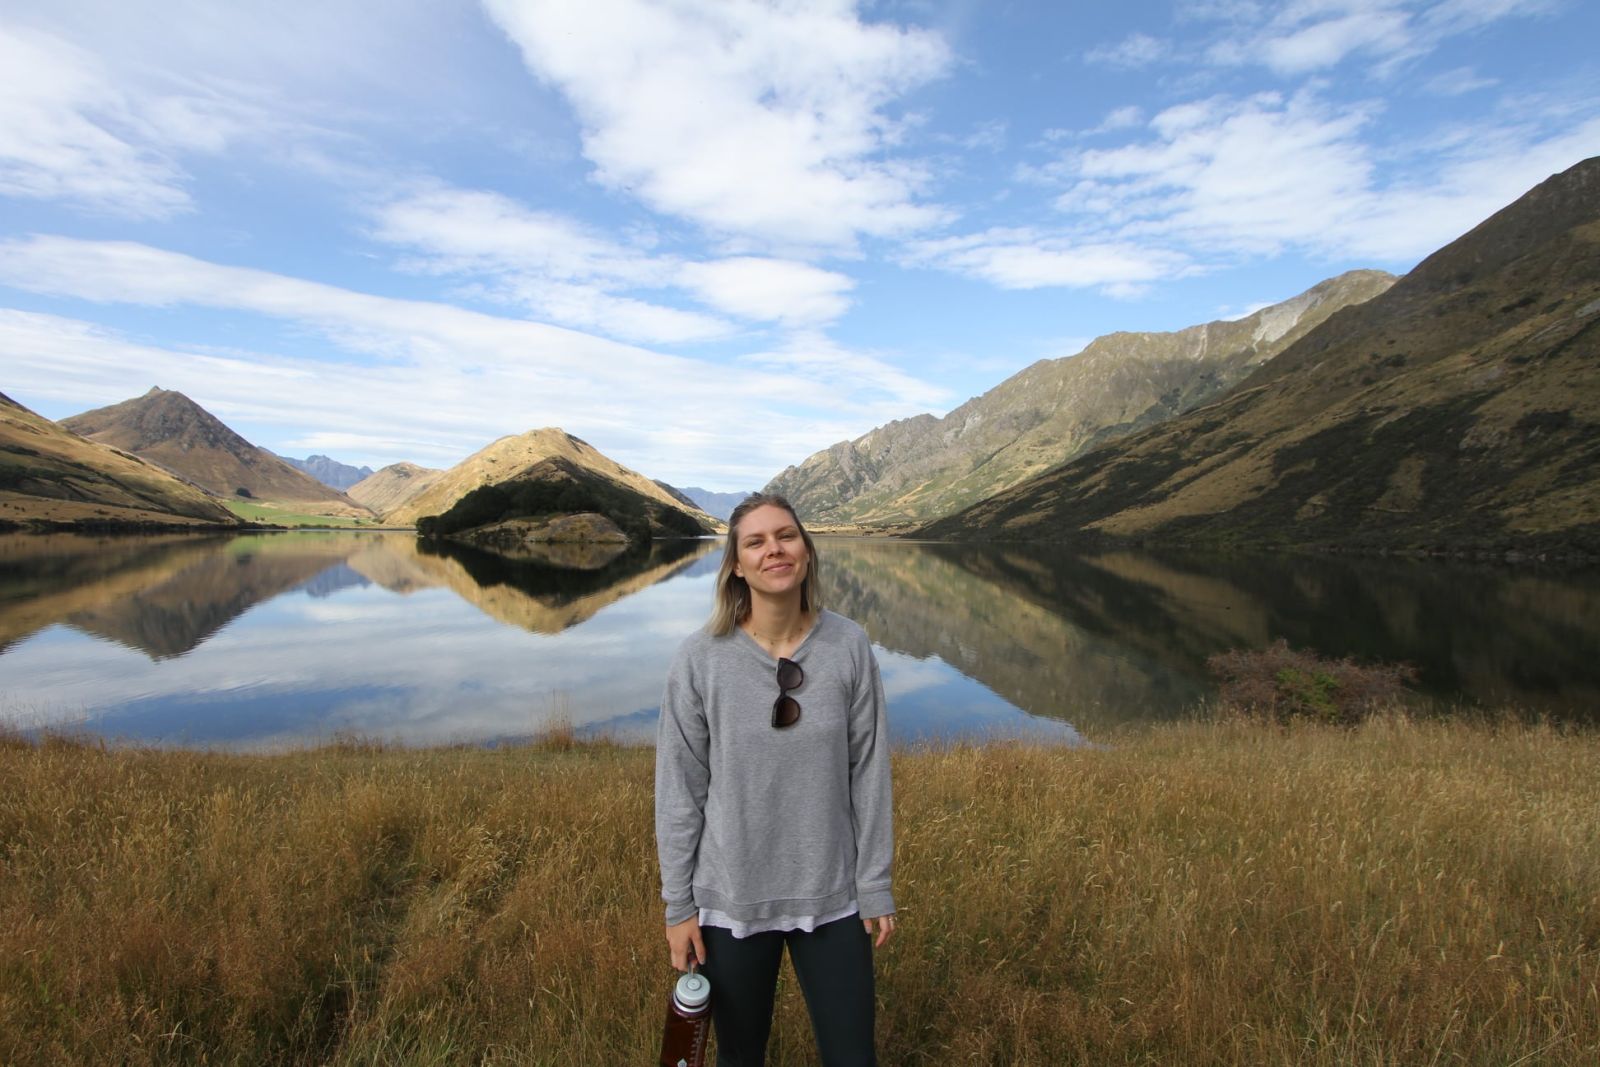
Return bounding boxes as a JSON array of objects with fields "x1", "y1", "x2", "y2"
[{"x1": 1206, "y1": 639, "x2": 1418, "y2": 724}]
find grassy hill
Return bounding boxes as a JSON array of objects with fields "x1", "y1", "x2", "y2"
[
  {"x1": 920, "y1": 157, "x2": 1600, "y2": 558},
  {"x1": 62, "y1": 388, "x2": 374, "y2": 521},
  {"x1": 388, "y1": 427, "x2": 717, "y2": 531},
  {"x1": 0, "y1": 392, "x2": 241, "y2": 529}
]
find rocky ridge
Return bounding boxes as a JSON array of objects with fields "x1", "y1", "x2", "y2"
[{"x1": 766, "y1": 270, "x2": 1396, "y2": 526}]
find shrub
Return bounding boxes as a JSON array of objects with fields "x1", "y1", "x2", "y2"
[{"x1": 1206, "y1": 639, "x2": 1418, "y2": 725}]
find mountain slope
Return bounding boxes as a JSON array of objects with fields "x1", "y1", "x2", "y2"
[
  {"x1": 62, "y1": 388, "x2": 373, "y2": 519},
  {"x1": 0, "y1": 392, "x2": 240, "y2": 527},
  {"x1": 420, "y1": 455, "x2": 717, "y2": 547},
  {"x1": 348, "y1": 462, "x2": 444, "y2": 518},
  {"x1": 766, "y1": 270, "x2": 1395, "y2": 525},
  {"x1": 384, "y1": 427, "x2": 717, "y2": 528},
  {"x1": 919, "y1": 157, "x2": 1600, "y2": 557}
]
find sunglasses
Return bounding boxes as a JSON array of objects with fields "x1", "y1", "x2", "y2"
[{"x1": 773, "y1": 657, "x2": 803, "y2": 729}]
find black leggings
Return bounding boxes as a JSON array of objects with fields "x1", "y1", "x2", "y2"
[{"x1": 698, "y1": 914, "x2": 877, "y2": 1067}]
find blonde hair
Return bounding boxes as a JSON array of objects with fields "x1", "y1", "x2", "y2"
[{"x1": 707, "y1": 493, "x2": 822, "y2": 636}]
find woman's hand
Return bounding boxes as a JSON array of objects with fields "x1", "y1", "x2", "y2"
[
  {"x1": 666, "y1": 916, "x2": 707, "y2": 972},
  {"x1": 863, "y1": 913, "x2": 895, "y2": 948}
]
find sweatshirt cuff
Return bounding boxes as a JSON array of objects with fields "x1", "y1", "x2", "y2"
[
  {"x1": 857, "y1": 885, "x2": 894, "y2": 920},
  {"x1": 664, "y1": 897, "x2": 697, "y2": 926}
]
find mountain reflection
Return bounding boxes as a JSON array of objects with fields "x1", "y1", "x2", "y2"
[
  {"x1": 0, "y1": 532, "x2": 718, "y2": 659},
  {"x1": 821, "y1": 539, "x2": 1600, "y2": 723},
  {"x1": 0, "y1": 533, "x2": 356, "y2": 659},
  {"x1": 2, "y1": 532, "x2": 1595, "y2": 746},
  {"x1": 820, "y1": 539, "x2": 1203, "y2": 729},
  {"x1": 413, "y1": 537, "x2": 716, "y2": 633}
]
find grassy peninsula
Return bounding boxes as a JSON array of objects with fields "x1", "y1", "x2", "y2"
[{"x1": 2, "y1": 716, "x2": 1596, "y2": 1066}]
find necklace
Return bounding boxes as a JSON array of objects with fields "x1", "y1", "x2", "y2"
[{"x1": 746, "y1": 616, "x2": 809, "y2": 655}]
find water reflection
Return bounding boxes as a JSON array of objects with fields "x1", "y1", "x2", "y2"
[
  {"x1": 0, "y1": 531, "x2": 1595, "y2": 749},
  {"x1": 919, "y1": 544, "x2": 1600, "y2": 721}
]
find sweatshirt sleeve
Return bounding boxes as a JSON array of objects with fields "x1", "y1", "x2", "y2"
[
  {"x1": 655, "y1": 641, "x2": 710, "y2": 926},
  {"x1": 847, "y1": 635, "x2": 895, "y2": 919}
]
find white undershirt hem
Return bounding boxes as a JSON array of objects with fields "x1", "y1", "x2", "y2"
[{"x1": 699, "y1": 901, "x2": 859, "y2": 939}]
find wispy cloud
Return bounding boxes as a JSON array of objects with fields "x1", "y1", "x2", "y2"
[
  {"x1": 1202, "y1": 0, "x2": 1559, "y2": 78},
  {"x1": 481, "y1": 0, "x2": 954, "y2": 249},
  {"x1": 371, "y1": 184, "x2": 857, "y2": 340},
  {"x1": 903, "y1": 228, "x2": 1190, "y2": 295},
  {"x1": 0, "y1": 23, "x2": 191, "y2": 217},
  {"x1": 1084, "y1": 32, "x2": 1170, "y2": 69},
  {"x1": 0, "y1": 238, "x2": 942, "y2": 483}
]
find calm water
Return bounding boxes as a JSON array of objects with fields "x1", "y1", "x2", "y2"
[{"x1": 1, "y1": 530, "x2": 1596, "y2": 749}]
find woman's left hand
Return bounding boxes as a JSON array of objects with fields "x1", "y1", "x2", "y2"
[{"x1": 863, "y1": 913, "x2": 895, "y2": 948}]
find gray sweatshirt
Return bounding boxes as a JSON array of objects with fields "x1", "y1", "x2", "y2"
[{"x1": 655, "y1": 609, "x2": 895, "y2": 927}]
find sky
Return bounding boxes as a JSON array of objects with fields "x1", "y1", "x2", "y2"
[{"x1": 2, "y1": 1, "x2": 1597, "y2": 491}]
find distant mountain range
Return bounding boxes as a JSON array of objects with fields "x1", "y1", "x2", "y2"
[
  {"x1": 766, "y1": 270, "x2": 1395, "y2": 526},
  {"x1": 61, "y1": 388, "x2": 373, "y2": 520},
  {"x1": 677, "y1": 487, "x2": 753, "y2": 521},
  {"x1": 278, "y1": 454, "x2": 374, "y2": 491},
  {"x1": 919, "y1": 156, "x2": 1600, "y2": 557}
]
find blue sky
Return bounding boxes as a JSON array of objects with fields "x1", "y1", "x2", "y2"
[{"x1": 2, "y1": 0, "x2": 1596, "y2": 491}]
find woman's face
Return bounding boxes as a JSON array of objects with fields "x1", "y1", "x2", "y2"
[{"x1": 733, "y1": 504, "x2": 809, "y2": 600}]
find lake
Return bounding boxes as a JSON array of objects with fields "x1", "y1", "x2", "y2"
[{"x1": 1, "y1": 530, "x2": 1596, "y2": 749}]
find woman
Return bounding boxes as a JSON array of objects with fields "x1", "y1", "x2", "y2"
[{"x1": 656, "y1": 493, "x2": 895, "y2": 1067}]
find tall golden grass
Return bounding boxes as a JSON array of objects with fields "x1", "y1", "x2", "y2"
[{"x1": 1, "y1": 715, "x2": 1596, "y2": 1065}]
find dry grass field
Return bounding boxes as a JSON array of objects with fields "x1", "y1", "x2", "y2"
[{"x1": 2, "y1": 715, "x2": 1596, "y2": 1065}]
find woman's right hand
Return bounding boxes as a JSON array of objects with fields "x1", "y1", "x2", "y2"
[{"x1": 665, "y1": 916, "x2": 707, "y2": 972}]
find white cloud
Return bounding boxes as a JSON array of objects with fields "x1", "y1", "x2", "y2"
[
  {"x1": 481, "y1": 0, "x2": 953, "y2": 248},
  {"x1": 1257, "y1": 8, "x2": 1414, "y2": 75},
  {"x1": 679, "y1": 258, "x2": 854, "y2": 325},
  {"x1": 371, "y1": 185, "x2": 855, "y2": 337},
  {"x1": 1423, "y1": 66, "x2": 1498, "y2": 95},
  {"x1": 372, "y1": 186, "x2": 665, "y2": 287},
  {"x1": 904, "y1": 228, "x2": 1189, "y2": 293},
  {"x1": 1203, "y1": 0, "x2": 1558, "y2": 78},
  {"x1": 0, "y1": 238, "x2": 942, "y2": 482},
  {"x1": 1067, "y1": 91, "x2": 1379, "y2": 255},
  {"x1": 0, "y1": 23, "x2": 190, "y2": 217},
  {"x1": 1029, "y1": 87, "x2": 1600, "y2": 266},
  {"x1": 739, "y1": 330, "x2": 950, "y2": 416},
  {"x1": 1084, "y1": 32, "x2": 1170, "y2": 69}
]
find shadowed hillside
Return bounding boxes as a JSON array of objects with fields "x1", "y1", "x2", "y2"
[{"x1": 920, "y1": 157, "x2": 1600, "y2": 558}]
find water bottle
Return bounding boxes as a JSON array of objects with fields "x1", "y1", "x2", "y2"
[{"x1": 658, "y1": 963, "x2": 712, "y2": 1067}]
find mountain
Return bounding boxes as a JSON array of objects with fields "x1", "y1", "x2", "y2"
[
  {"x1": 279, "y1": 453, "x2": 374, "y2": 491},
  {"x1": 348, "y1": 462, "x2": 444, "y2": 518},
  {"x1": 766, "y1": 270, "x2": 1395, "y2": 526},
  {"x1": 383, "y1": 426, "x2": 718, "y2": 529},
  {"x1": 919, "y1": 157, "x2": 1600, "y2": 558},
  {"x1": 61, "y1": 388, "x2": 374, "y2": 519},
  {"x1": 0, "y1": 391, "x2": 240, "y2": 528},
  {"x1": 677, "y1": 486, "x2": 752, "y2": 521},
  {"x1": 420, "y1": 455, "x2": 717, "y2": 549}
]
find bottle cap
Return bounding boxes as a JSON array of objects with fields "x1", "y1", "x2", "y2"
[{"x1": 674, "y1": 971, "x2": 711, "y2": 1010}]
